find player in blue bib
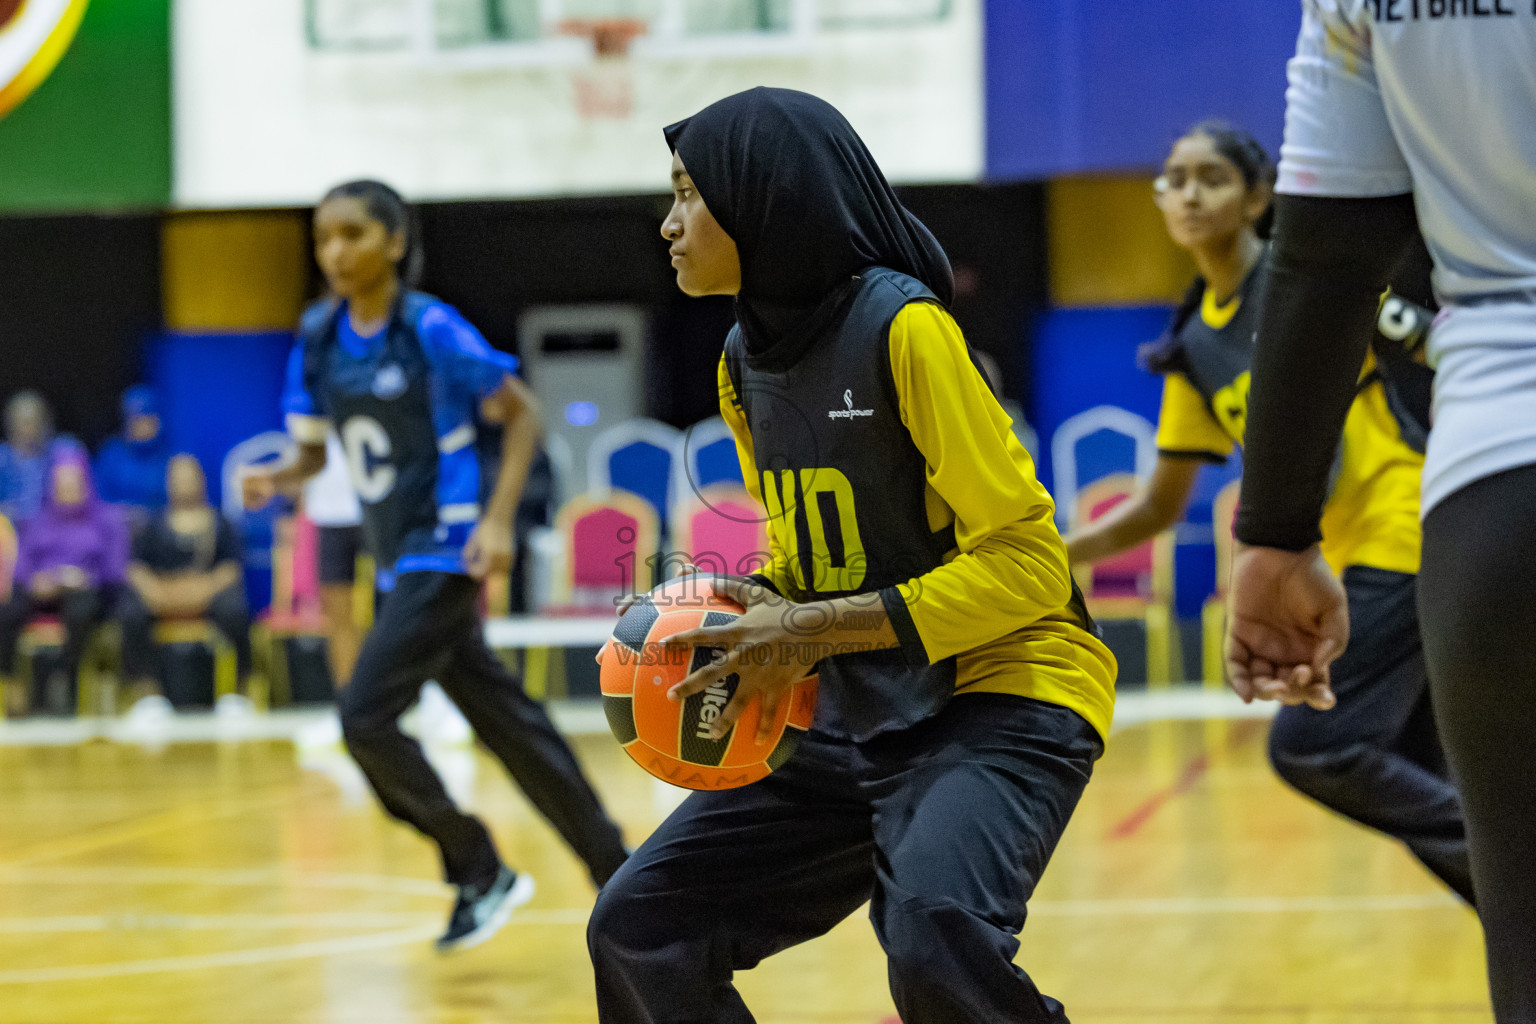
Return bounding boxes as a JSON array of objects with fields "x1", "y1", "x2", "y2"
[{"x1": 243, "y1": 180, "x2": 626, "y2": 953}]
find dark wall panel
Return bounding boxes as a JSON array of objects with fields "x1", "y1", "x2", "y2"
[
  {"x1": 0, "y1": 214, "x2": 161, "y2": 444},
  {"x1": 415, "y1": 183, "x2": 1047, "y2": 427}
]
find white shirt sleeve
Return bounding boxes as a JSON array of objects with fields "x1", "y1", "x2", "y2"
[{"x1": 1277, "y1": 0, "x2": 1414, "y2": 199}]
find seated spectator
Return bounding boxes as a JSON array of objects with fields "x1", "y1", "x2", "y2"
[
  {"x1": 0, "y1": 391, "x2": 68, "y2": 525},
  {"x1": 120, "y1": 454, "x2": 253, "y2": 717},
  {"x1": 0, "y1": 443, "x2": 128, "y2": 717},
  {"x1": 95, "y1": 385, "x2": 172, "y2": 519}
]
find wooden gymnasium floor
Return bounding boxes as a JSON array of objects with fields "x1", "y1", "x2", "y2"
[{"x1": 0, "y1": 692, "x2": 1489, "y2": 1024}]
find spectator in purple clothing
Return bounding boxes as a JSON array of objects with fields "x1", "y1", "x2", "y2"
[{"x1": 0, "y1": 442, "x2": 128, "y2": 716}]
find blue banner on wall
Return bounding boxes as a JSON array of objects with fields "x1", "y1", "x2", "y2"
[
  {"x1": 147, "y1": 331, "x2": 292, "y2": 611},
  {"x1": 985, "y1": 1, "x2": 1298, "y2": 180}
]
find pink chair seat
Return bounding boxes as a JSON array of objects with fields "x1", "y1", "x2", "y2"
[
  {"x1": 682, "y1": 495, "x2": 770, "y2": 578},
  {"x1": 22, "y1": 615, "x2": 65, "y2": 643},
  {"x1": 289, "y1": 513, "x2": 321, "y2": 614},
  {"x1": 571, "y1": 506, "x2": 643, "y2": 590},
  {"x1": 260, "y1": 609, "x2": 328, "y2": 633},
  {"x1": 1084, "y1": 490, "x2": 1155, "y2": 599}
]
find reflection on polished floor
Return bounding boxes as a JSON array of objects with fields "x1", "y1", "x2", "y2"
[{"x1": 0, "y1": 701, "x2": 1490, "y2": 1023}]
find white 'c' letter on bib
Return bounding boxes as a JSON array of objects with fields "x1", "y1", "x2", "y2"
[{"x1": 342, "y1": 416, "x2": 397, "y2": 503}]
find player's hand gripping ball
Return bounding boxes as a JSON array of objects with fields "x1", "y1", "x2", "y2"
[{"x1": 599, "y1": 575, "x2": 818, "y2": 790}]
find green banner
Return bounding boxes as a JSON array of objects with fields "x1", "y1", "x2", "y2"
[{"x1": 0, "y1": 0, "x2": 170, "y2": 212}]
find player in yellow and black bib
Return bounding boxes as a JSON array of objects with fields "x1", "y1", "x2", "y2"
[
  {"x1": 1066, "y1": 123, "x2": 1472, "y2": 907},
  {"x1": 588, "y1": 88, "x2": 1116, "y2": 1024}
]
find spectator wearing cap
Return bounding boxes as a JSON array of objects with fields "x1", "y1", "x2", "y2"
[{"x1": 94, "y1": 386, "x2": 172, "y2": 519}]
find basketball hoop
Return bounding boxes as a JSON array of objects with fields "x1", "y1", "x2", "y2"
[{"x1": 559, "y1": 18, "x2": 647, "y2": 120}]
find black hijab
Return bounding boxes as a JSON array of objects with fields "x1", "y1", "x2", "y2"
[{"x1": 664, "y1": 87, "x2": 953, "y2": 365}]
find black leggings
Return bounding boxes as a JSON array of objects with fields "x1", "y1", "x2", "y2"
[
  {"x1": 339, "y1": 570, "x2": 627, "y2": 889},
  {"x1": 1420, "y1": 462, "x2": 1536, "y2": 1022}
]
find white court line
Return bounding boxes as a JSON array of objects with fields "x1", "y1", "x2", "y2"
[
  {"x1": 0, "y1": 894, "x2": 1454, "y2": 940},
  {"x1": 0, "y1": 709, "x2": 337, "y2": 747},
  {"x1": 1109, "y1": 687, "x2": 1276, "y2": 732},
  {"x1": 0, "y1": 867, "x2": 447, "y2": 897},
  {"x1": 0, "y1": 893, "x2": 1455, "y2": 984},
  {"x1": 1026, "y1": 892, "x2": 1460, "y2": 916},
  {"x1": 0, "y1": 688, "x2": 1272, "y2": 748},
  {"x1": 0, "y1": 925, "x2": 443, "y2": 985},
  {"x1": 0, "y1": 909, "x2": 594, "y2": 933},
  {"x1": 0, "y1": 913, "x2": 438, "y2": 932}
]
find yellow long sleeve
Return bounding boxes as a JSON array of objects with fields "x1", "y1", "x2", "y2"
[
  {"x1": 886, "y1": 303, "x2": 1116, "y2": 739},
  {"x1": 884, "y1": 303, "x2": 1072, "y2": 661}
]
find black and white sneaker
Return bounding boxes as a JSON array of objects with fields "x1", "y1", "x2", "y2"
[{"x1": 435, "y1": 866, "x2": 535, "y2": 954}]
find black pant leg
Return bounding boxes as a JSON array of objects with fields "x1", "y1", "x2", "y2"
[
  {"x1": 1420, "y1": 463, "x2": 1536, "y2": 1023},
  {"x1": 204, "y1": 584, "x2": 253, "y2": 679},
  {"x1": 56, "y1": 588, "x2": 104, "y2": 680},
  {"x1": 866, "y1": 695, "x2": 1102, "y2": 1024},
  {"x1": 588, "y1": 736, "x2": 875, "y2": 1024},
  {"x1": 436, "y1": 619, "x2": 628, "y2": 887},
  {"x1": 1268, "y1": 566, "x2": 1473, "y2": 903},
  {"x1": 0, "y1": 593, "x2": 36, "y2": 675},
  {"x1": 339, "y1": 571, "x2": 499, "y2": 888},
  {"x1": 116, "y1": 589, "x2": 158, "y2": 681}
]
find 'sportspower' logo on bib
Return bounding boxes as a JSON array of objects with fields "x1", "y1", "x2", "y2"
[
  {"x1": 0, "y1": 0, "x2": 90, "y2": 122},
  {"x1": 827, "y1": 388, "x2": 874, "y2": 421},
  {"x1": 372, "y1": 363, "x2": 408, "y2": 400}
]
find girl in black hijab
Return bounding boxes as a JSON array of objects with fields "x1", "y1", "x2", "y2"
[{"x1": 588, "y1": 88, "x2": 1116, "y2": 1024}]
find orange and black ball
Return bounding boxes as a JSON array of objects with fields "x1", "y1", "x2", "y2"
[{"x1": 598, "y1": 576, "x2": 818, "y2": 791}]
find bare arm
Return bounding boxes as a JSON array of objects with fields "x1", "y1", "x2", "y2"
[
  {"x1": 1064, "y1": 455, "x2": 1202, "y2": 565},
  {"x1": 463, "y1": 375, "x2": 543, "y2": 579},
  {"x1": 126, "y1": 562, "x2": 164, "y2": 610},
  {"x1": 241, "y1": 442, "x2": 327, "y2": 510},
  {"x1": 186, "y1": 561, "x2": 243, "y2": 607},
  {"x1": 480, "y1": 375, "x2": 543, "y2": 525}
]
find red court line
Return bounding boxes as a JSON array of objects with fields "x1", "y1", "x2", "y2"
[
  {"x1": 1108, "y1": 719, "x2": 1265, "y2": 840},
  {"x1": 1107, "y1": 752, "x2": 1211, "y2": 840}
]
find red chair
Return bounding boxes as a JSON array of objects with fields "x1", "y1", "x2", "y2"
[
  {"x1": 1071, "y1": 473, "x2": 1180, "y2": 687},
  {"x1": 254, "y1": 512, "x2": 329, "y2": 706},
  {"x1": 1201, "y1": 479, "x2": 1241, "y2": 688},
  {"x1": 554, "y1": 489, "x2": 660, "y2": 610},
  {"x1": 511, "y1": 490, "x2": 659, "y2": 699},
  {"x1": 671, "y1": 486, "x2": 770, "y2": 579}
]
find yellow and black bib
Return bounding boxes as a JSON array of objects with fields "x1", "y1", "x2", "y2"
[{"x1": 723, "y1": 268, "x2": 960, "y2": 740}]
